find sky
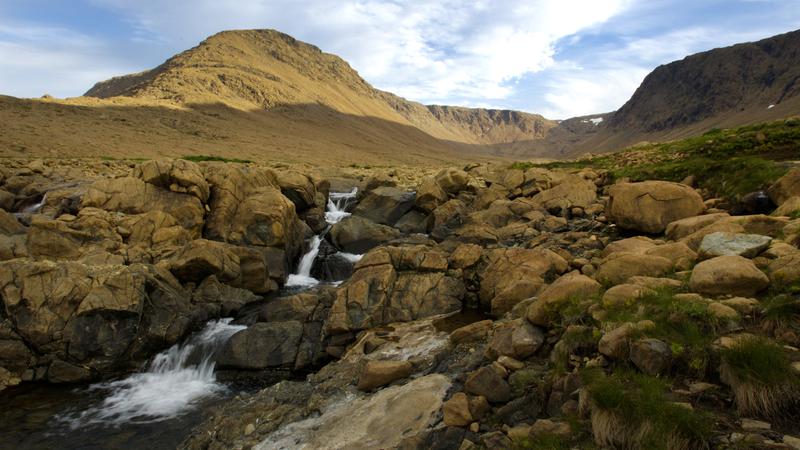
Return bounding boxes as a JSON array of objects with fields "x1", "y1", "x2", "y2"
[{"x1": 1, "y1": 0, "x2": 799, "y2": 119}]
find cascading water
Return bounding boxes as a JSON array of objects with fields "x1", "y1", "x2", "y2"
[
  {"x1": 60, "y1": 318, "x2": 246, "y2": 428},
  {"x1": 287, "y1": 188, "x2": 361, "y2": 288}
]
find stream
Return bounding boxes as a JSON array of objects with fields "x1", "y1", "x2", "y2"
[{"x1": 0, "y1": 189, "x2": 362, "y2": 450}]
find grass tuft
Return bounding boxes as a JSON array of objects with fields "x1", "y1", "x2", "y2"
[{"x1": 720, "y1": 336, "x2": 800, "y2": 418}]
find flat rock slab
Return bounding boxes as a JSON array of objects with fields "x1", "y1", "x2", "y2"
[
  {"x1": 698, "y1": 231, "x2": 772, "y2": 259},
  {"x1": 255, "y1": 374, "x2": 451, "y2": 450}
]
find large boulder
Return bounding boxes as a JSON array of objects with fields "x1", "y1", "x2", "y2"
[
  {"x1": 595, "y1": 253, "x2": 673, "y2": 285},
  {"x1": 689, "y1": 255, "x2": 770, "y2": 297},
  {"x1": 166, "y1": 239, "x2": 240, "y2": 283},
  {"x1": 769, "y1": 253, "x2": 800, "y2": 284},
  {"x1": 768, "y1": 167, "x2": 800, "y2": 206},
  {"x1": 83, "y1": 177, "x2": 205, "y2": 234},
  {"x1": 479, "y1": 248, "x2": 568, "y2": 310},
  {"x1": 0, "y1": 210, "x2": 25, "y2": 235},
  {"x1": 357, "y1": 360, "x2": 413, "y2": 391},
  {"x1": 326, "y1": 246, "x2": 464, "y2": 333},
  {"x1": 26, "y1": 210, "x2": 123, "y2": 261},
  {"x1": 529, "y1": 175, "x2": 597, "y2": 212},
  {"x1": 435, "y1": 168, "x2": 470, "y2": 195},
  {"x1": 217, "y1": 321, "x2": 303, "y2": 370},
  {"x1": 353, "y1": 186, "x2": 415, "y2": 226},
  {"x1": 275, "y1": 170, "x2": 318, "y2": 211},
  {"x1": 134, "y1": 159, "x2": 209, "y2": 202},
  {"x1": 0, "y1": 259, "x2": 197, "y2": 382},
  {"x1": 607, "y1": 181, "x2": 705, "y2": 234},
  {"x1": 415, "y1": 178, "x2": 448, "y2": 213},
  {"x1": 329, "y1": 215, "x2": 400, "y2": 254},
  {"x1": 665, "y1": 212, "x2": 730, "y2": 240}
]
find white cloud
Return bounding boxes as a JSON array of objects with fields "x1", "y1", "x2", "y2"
[{"x1": 0, "y1": 22, "x2": 139, "y2": 98}]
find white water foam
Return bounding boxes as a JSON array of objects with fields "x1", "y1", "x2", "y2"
[
  {"x1": 62, "y1": 318, "x2": 245, "y2": 427},
  {"x1": 336, "y1": 252, "x2": 363, "y2": 263},
  {"x1": 22, "y1": 193, "x2": 47, "y2": 214}
]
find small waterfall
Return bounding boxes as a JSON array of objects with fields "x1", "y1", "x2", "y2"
[
  {"x1": 287, "y1": 188, "x2": 360, "y2": 288},
  {"x1": 325, "y1": 187, "x2": 357, "y2": 224},
  {"x1": 285, "y1": 236, "x2": 323, "y2": 287},
  {"x1": 22, "y1": 193, "x2": 47, "y2": 214},
  {"x1": 62, "y1": 318, "x2": 245, "y2": 427}
]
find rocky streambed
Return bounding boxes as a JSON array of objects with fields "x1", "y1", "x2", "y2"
[{"x1": 2, "y1": 158, "x2": 800, "y2": 449}]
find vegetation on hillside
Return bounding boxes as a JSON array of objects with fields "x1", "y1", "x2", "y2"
[{"x1": 513, "y1": 118, "x2": 800, "y2": 200}]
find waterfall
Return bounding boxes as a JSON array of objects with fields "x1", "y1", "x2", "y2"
[
  {"x1": 325, "y1": 187, "x2": 357, "y2": 224},
  {"x1": 22, "y1": 193, "x2": 47, "y2": 214},
  {"x1": 61, "y1": 318, "x2": 245, "y2": 427},
  {"x1": 286, "y1": 188, "x2": 359, "y2": 288},
  {"x1": 285, "y1": 235, "x2": 323, "y2": 287}
]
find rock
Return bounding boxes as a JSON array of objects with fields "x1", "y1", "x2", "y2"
[
  {"x1": 689, "y1": 255, "x2": 770, "y2": 297},
  {"x1": 353, "y1": 186, "x2": 415, "y2": 226},
  {"x1": 608, "y1": 181, "x2": 705, "y2": 233},
  {"x1": 698, "y1": 232, "x2": 772, "y2": 259},
  {"x1": 598, "y1": 321, "x2": 654, "y2": 360},
  {"x1": 329, "y1": 215, "x2": 400, "y2": 254},
  {"x1": 26, "y1": 211, "x2": 122, "y2": 261},
  {"x1": 773, "y1": 196, "x2": 800, "y2": 217},
  {"x1": 741, "y1": 418, "x2": 771, "y2": 431},
  {"x1": 530, "y1": 175, "x2": 597, "y2": 212},
  {"x1": 450, "y1": 320, "x2": 493, "y2": 344},
  {"x1": 217, "y1": 321, "x2": 303, "y2": 370},
  {"x1": 628, "y1": 276, "x2": 683, "y2": 290},
  {"x1": 769, "y1": 253, "x2": 800, "y2": 283},
  {"x1": 47, "y1": 360, "x2": 92, "y2": 383},
  {"x1": 0, "y1": 190, "x2": 14, "y2": 211},
  {"x1": 167, "y1": 239, "x2": 240, "y2": 283},
  {"x1": 486, "y1": 320, "x2": 544, "y2": 360},
  {"x1": 134, "y1": 159, "x2": 210, "y2": 202},
  {"x1": 720, "y1": 297, "x2": 760, "y2": 315},
  {"x1": 602, "y1": 284, "x2": 653, "y2": 307},
  {"x1": 357, "y1": 360, "x2": 413, "y2": 391},
  {"x1": 275, "y1": 170, "x2": 317, "y2": 211},
  {"x1": 645, "y1": 242, "x2": 698, "y2": 269},
  {"x1": 255, "y1": 374, "x2": 451, "y2": 450},
  {"x1": 665, "y1": 212, "x2": 730, "y2": 240},
  {"x1": 465, "y1": 365, "x2": 511, "y2": 403},
  {"x1": 490, "y1": 280, "x2": 542, "y2": 317},
  {"x1": 708, "y1": 302, "x2": 740, "y2": 320},
  {"x1": 326, "y1": 248, "x2": 464, "y2": 333},
  {"x1": 0, "y1": 259, "x2": 195, "y2": 377},
  {"x1": 602, "y1": 236, "x2": 657, "y2": 256},
  {"x1": 83, "y1": 176, "x2": 205, "y2": 234},
  {"x1": 193, "y1": 275, "x2": 260, "y2": 316},
  {"x1": 395, "y1": 209, "x2": 429, "y2": 234},
  {"x1": 0, "y1": 210, "x2": 25, "y2": 235},
  {"x1": 538, "y1": 271, "x2": 602, "y2": 304},
  {"x1": 529, "y1": 419, "x2": 571, "y2": 439},
  {"x1": 595, "y1": 253, "x2": 673, "y2": 285},
  {"x1": 449, "y1": 243, "x2": 483, "y2": 269},
  {"x1": 415, "y1": 177, "x2": 448, "y2": 213},
  {"x1": 435, "y1": 168, "x2": 470, "y2": 195},
  {"x1": 443, "y1": 392, "x2": 473, "y2": 426},
  {"x1": 629, "y1": 338, "x2": 671, "y2": 375},
  {"x1": 768, "y1": 167, "x2": 800, "y2": 206},
  {"x1": 480, "y1": 248, "x2": 568, "y2": 310}
]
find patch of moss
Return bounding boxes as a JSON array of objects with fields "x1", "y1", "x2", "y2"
[{"x1": 182, "y1": 155, "x2": 252, "y2": 163}]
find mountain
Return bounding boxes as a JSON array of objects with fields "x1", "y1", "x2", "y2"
[
  {"x1": 1, "y1": 28, "x2": 799, "y2": 164},
  {"x1": 563, "y1": 29, "x2": 800, "y2": 157},
  {"x1": 84, "y1": 29, "x2": 556, "y2": 148}
]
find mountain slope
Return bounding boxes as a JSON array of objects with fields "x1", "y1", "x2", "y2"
[
  {"x1": 85, "y1": 29, "x2": 555, "y2": 148},
  {"x1": 561, "y1": 29, "x2": 800, "y2": 158}
]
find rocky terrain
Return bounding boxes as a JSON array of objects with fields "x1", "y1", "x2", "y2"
[
  {"x1": 2, "y1": 151, "x2": 800, "y2": 449},
  {"x1": 3, "y1": 29, "x2": 798, "y2": 164}
]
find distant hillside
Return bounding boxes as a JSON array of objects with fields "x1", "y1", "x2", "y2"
[{"x1": 564, "y1": 29, "x2": 800, "y2": 158}]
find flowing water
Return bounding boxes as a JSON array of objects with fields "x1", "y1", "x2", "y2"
[
  {"x1": 287, "y1": 188, "x2": 361, "y2": 288},
  {"x1": 1, "y1": 189, "x2": 364, "y2": 449},
  {"x1": 0, "y1": 319, "x2": 245, "y2": 450}
]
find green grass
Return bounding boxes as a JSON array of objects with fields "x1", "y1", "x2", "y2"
[
  {"x1": 181, "y1": 155, "x2": 252, "y2": 163},
  {"x1": 512, "y1": 120, "x2": 799, "y2": 201},
  {"x1": 582, "y1": 369, "x2": 712, "y2": 448},
  {"x1": 602, "y1": 287, "x2": 716, "y2": 375}
]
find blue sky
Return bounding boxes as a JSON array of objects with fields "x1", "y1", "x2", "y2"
[{"x1": 1, "y1": 0, "x2": 798, "y2": 118}]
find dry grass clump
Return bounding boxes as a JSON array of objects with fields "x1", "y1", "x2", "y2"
[{"x1": 720, "y1": 335, "x2": 800, "y2": 418}]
